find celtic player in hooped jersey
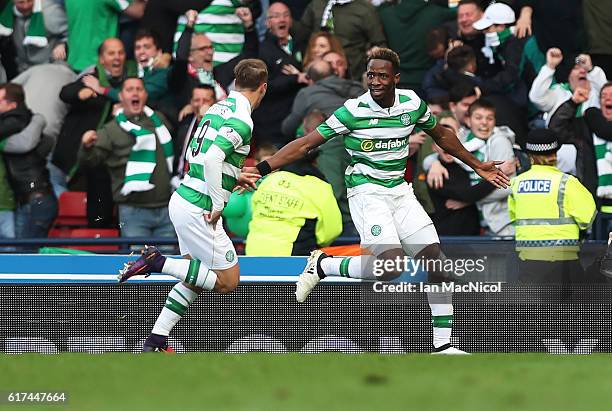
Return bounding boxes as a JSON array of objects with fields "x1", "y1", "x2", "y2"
[
  {"x1": 246, "y1": 48, "x2": 510, "y2": 354},
  {"x1": 118, "y1": 59, "x2": 267, "y2": 352}
]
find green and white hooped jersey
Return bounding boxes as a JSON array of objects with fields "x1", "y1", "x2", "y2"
[
  {"x1": 316, "y1": 89, "x2": 437, "y2": 194},
  {"x1": 176, "y1": 90, "x2": 252, "y2": 211},
  {"x1": 174, "y1": 0, "x2": 245, "y2": 66},
  {"x1": 594, "y1": 133, "x2": 612, "y2": 199}
]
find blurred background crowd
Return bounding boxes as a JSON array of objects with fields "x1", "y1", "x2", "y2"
[{"x1": 0, "y1": 0, "x2": 609, "y2": 254}]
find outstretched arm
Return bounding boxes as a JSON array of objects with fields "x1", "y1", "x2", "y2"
[
  {"x1": 425, "y1": 123, "x2": 510, "y2": 188},
  {"x1": 253, "y1": 130, "x2": 327, "y2": 175}
]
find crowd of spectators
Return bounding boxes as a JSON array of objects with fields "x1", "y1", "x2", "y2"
[{"x1": 0, "y1": 0, "x2": 610, "y2": 253}]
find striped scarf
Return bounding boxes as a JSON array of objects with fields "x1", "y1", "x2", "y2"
[
  {"x1": 320, "y1": 0, "x2": 353, "y2": 32},
  {"x1": 116, "y1": 107, "x2": 174, "y2": 196},
  {"x1": 482, "y1": 27, "x2": 515, "y2": 65},
  {"x1": 174, "y1": 0, "x2": 245, "y2": 66},
  {"x1": 594, "y1": 132, "x2": 612, "y2": 199},
  {"x1": 464, "y1": 132, "x2": 487, "y2": 186},
  {"x1": 0, "y1": 0, "x2": 47, "y2": 47},
  {"x1": 463, "y1": 132, "x2": 488, "y2": 228}
]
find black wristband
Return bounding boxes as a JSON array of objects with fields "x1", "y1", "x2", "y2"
[{"x1": 255, "y1": 160, "x2": 272, "y2": 176}]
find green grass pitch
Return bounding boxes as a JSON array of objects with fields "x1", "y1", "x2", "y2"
[{"x1": 1, "y1": 354, "x2": 612, "y2": 411}]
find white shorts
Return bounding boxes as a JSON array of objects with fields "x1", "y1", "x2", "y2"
[
  {"x1": 168, "y1": 192, "x2": 237, "y2": 270},
  {"x1": 348, "y1": 184, "x2": 439, "y2": 257}
]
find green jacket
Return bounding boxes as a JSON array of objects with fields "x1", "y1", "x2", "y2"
[
  {"x1": 295, "y1": 0, "x2": 387, "y2": 80},
  {"x1": 378, "y1": 0, "x2": 455, "y2": 89},
  {"x1": 77, "y1": 112, "x2": 173, "y2": 208},
  {"x1": 0, "y1": 156, "x2": 15, "y2": 211},
  {"x1": 246, "y1": 170, "x2": 342, "y2": 256}
]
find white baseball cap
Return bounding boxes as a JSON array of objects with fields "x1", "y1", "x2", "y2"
[{"x1": 473, "y1": 3, "x2": 516, "y2": 31}]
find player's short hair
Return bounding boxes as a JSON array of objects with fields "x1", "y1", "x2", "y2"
[
  {"x1": 120, "y1": 76, "x2": 145, "y2": 91},
  {"x1": 134, "y1": 28, "x2": 161, "y2": 49},
  {"x1": 449, "y1": 81, "x2": 477, "y2": 103},
  {"x1": 468, "y1": 98, "x2": 496, "y2": 117},
  {"x1": 367, "y1": 48, "x2": 400, "y2": 74},
  {"x1": 446, "y1": 45, "x2": 476, "y2": 72},
  {"x1": 0, "y1": 83, "x2": 25, "y2": 105},
  {"x1": 234, "y1": 59, "x2": 268, "y2": 91}
]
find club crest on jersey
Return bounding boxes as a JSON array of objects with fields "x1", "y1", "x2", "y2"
[
  {"x1": 225, "y1": 250, "x2": 235, "y2": 262},
  {"x1": 400, "y1": 113, "x2": 410, "y2": 125},
  {"x1": 371, "y1": 225, "x2": 382, "y2": 236}
]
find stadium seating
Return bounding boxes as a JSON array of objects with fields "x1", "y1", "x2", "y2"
[
  {"x1": 67, "y1": 228, "x2": 120, "y2": 251},
  {"x1": 51, "y1": 191, "x2": 88, "y2": 227}
]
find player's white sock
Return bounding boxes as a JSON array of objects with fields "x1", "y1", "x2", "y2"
[
  {"x1": 320, "y1": 256, "x2": 378, "y2": 279},
  {"x1": 152, "y1": 282, "x2": 199, "y2": 336},
  {"x1": 162, "y1": 258, "x2": 217, "y2": 290},
  {"x1": 428, "y1": 290, "x2": 453, "y2": 348}
]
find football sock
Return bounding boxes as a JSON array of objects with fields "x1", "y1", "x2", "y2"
[
  {"x1": 151, "y1": 282, "x2": 199, "y2": 336},
  {"x1": 144, "y1": 333, "x2": 167, "y2": 348},
  {"x1": 320, "y1": 255, "x2": 378, "y2": 279},
  {"x1": 162, "y1": 258, "x2": 217, "y2": 290},
  {"x1": 428, "y1": 289, "x2": 453, "y2": 349}
]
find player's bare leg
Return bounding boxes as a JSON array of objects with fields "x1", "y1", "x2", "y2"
[
  {"x1": 119, "y1": 247, "x2": 239, "y2": 352},
  {"x1": 295, "y1": 248, "x2": 403, "y2": 302}
]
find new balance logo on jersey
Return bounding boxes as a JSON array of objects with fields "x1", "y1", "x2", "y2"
[
  {"x1": 368, "y1": 118, "x2": 379, "y2": 126},
  {"x1": 517, "y1": 179, "x2": 552, "y2": 193},
  {"x1": 360, "y1": 138, "x2": 407, "y2": 152}
]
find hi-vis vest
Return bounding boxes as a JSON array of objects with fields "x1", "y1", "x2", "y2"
[{"x1": 508, "y1": 165, "x2": 596, "y2": 261}]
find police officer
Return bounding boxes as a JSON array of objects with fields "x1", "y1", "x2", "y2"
[{"x1": 508, "y1": 129, "x2": 597, "y2": 284}]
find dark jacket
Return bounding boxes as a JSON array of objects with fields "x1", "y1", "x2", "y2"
[
  {"x1": 168, "y1": 25, "x2": 260, "y2": 109},
  {"x1": 479, "y1": 35, "x2": 528, "y2": 107},
  {"x1": 281, "y1": 75, "x2": 363, "y2": 137},
  {"x1": 252, "y1": 31, "x2": 304, "y2": 147},
  {"x1": 0, "y1": 104, "x2": 31, "y2": 210},
  {"x1": 0, "y1": 104, "x2": 31, "y2": 137},
  {"x1": 445, "y1": 21, "x2": 501, "y2": 79},
  {"x1": 548, "y1": 99, "x2": 598, "y2": 198},
  {"x1": 378, "y1": 0, "x2": 454, "y2": 91},
  {"x1": 173, "y1": 114, "x2": 199, "y2": 179},
  {"x1": 585, "y1": 107, "x2": 612, "y2": 137},
  {"x1": 52, "y1": 65, "x2": 134, "y2": 175},
  {"x1": 422, "y1": 59, "x2": 447, "y2": 101},
  {"x1": 428, "y1": 160, "x2": 496, "y2": 236},
  {"x1": 1, "y1": 108, "x2": 53, "y2": 202}
]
